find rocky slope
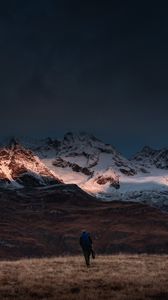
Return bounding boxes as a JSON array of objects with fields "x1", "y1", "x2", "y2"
[{"x1": 0, "y1": 139, "x2": 62, "y2": 188}]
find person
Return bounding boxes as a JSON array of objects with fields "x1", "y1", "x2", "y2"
[{"x1": 80, "y1": 230, "x2": 95, "y2": 266}]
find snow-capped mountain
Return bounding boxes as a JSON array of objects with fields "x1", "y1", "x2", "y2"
[
  {"x1": 132, "y1": 146, "x2": 168, "y2": 170},
  {"x1": 0, "y1": 133, "x2": 167, "y2": 209},
  {"x1": 21, "y1": 132, "x2": 168, "y2": 209},
  {"x1": 0, "y1": 139, "x2": 62, "y2": 189},
  {"x1": 33, "y1": 132, "x2": 138, "y2": 192}
]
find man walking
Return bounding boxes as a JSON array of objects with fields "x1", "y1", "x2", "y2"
[{"x1": 80, "y1": 230, "x2": 95, "y2": 266}]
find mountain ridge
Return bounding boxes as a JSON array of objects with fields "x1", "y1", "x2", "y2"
[{"x1": 0, "y1": 132, "x2": 167, "y2": 209}]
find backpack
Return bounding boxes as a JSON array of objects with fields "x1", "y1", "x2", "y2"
[{"x1": 81, "y1": 232, "x2": 91, "y2": 248}]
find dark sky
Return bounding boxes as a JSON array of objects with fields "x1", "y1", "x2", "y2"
[{"x1": 0, "y1": 1, "x2": 168, "y2": 156}]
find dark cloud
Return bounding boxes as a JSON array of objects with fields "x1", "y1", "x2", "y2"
[{"x1": 0, "y1": 1, "x2": 168, "y2": 155}]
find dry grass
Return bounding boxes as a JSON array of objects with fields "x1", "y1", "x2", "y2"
[{"x1": 0, "y1": 255, "x2": 168, "y2": 299}]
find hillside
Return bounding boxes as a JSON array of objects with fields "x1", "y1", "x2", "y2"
[
  {"x1": 0, "y1": 255, "x2": 168, "y2": 300},
  {"x1": 1, "y1": 186, "x2": 168, "y2": 259}
]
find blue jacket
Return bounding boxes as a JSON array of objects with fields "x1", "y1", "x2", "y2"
[{"x1": 80, "y1": 231, "x2": 92, "y2": 250}]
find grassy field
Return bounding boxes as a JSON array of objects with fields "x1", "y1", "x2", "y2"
[{"x1": 0, "y1": 255, "x2": 168, "y2": 299}]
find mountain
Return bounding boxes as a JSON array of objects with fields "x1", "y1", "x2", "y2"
[
  {"x1": 26, "y1": 132, "x2": 168, "y2": 209},
  {"x1": 0, "y1": 139, "x2": 62, "y2": 189},
  {"x1": 34, "y1": 132, "x2": 138, "y2": 192},
  {"x1": 132, "y1": 146, "x2": 168, "y2": 169},
  {"x1": 0, "y1": 133, "x2": 167, "y2": 209}
]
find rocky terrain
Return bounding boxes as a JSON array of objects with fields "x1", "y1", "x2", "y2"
[{"x1": 0, "y1": 139, "x2": 62, "y2": 189}]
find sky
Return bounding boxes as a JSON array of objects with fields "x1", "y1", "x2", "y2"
[{"x1": 0, "y1": 0, "x2": 168, "y2": 156}]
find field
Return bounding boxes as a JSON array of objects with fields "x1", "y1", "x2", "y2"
[{"x1": 0, "y1": 255, "x2": 168, "y2": 300}]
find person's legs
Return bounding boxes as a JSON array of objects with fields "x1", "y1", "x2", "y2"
[
  {"x1": 83, "y1": 250, "x2": 90, "y2": 266},
  {"x1": 91, "y1": 248, "x2": 95, "y2": 259}
]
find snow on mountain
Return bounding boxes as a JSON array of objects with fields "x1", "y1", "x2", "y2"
[
  {"x1": 20, "y1": 132, "x2": 166, "y2": 208},
  {"x1": 34, "y1": 132, "x2": 138, "y2": 190},
  {"x1": 132, "y1": 146, "x2": 168, "y2": 170},
  {"x1": 39, "y1": 133, "x2": 168, "y2": 208},
  {"x1": 0, "y1": 133, "x2": 167, "y2": 209},
  {"x1": 0, "y1": 139, "x2": 62, "y2": 189}
]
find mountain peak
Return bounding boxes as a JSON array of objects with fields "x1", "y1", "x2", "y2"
[
  {"x1": 63, "y1": 132, "x2": 101, "y2": 144},
  {"x1": 132, "y1": 145, "x2": 168, "y2": 169},
  {"x1": 8, "y1": 137, "x2": 19, "y2": 147},
  {"x1": 0, "y1": 143, "x2": 63, "y2": 189},
  {"x1": 141, "y1": 145, "x2": 154, "y2": 153}
]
